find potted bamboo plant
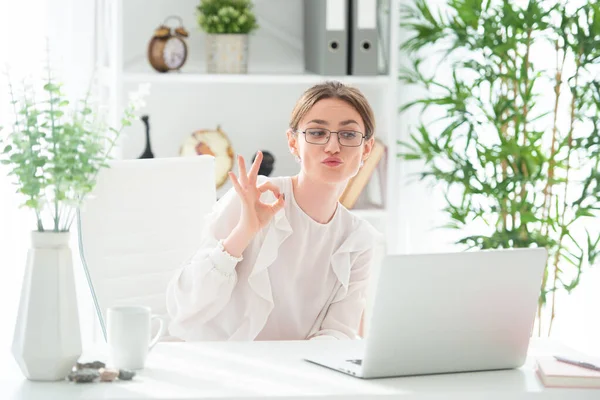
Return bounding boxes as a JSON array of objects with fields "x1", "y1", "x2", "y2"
[
  {"x1": 0, "y1": 64, "x2": 148, "y2": 380},
  {"x1": 397, "y1": 0, "x2": 600, "y2": 336},
  {"x1": 196, "y1": 0, "x2": 259, "y2": 73}
]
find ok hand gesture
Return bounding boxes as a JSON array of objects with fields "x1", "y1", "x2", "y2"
[{"x1": 228, "y1": 151, "x2": 286, "y2": 237}]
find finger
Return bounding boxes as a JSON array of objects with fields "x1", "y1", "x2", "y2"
[
  {"x1": 248, "y1": 151, "x2": 263, "y2": 185},
  {"x1": 257, "y1": 181, "x2": 280, "y2": 197},
  {"x1": 229, "y1": 172, "x2": 244, "y2": 196},
  {"x1": 269, "y1": 193, "x2": 286, "y2": 214},
  {"x1": 238, "y1": 155, "x2": 248, "y2": 187}
]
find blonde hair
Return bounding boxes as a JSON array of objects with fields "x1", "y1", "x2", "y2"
[{"x1": 289, "y1": 81, "x2": 375, "y2": 139}]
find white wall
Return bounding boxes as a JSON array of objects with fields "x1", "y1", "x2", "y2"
[
  {"x1": 0, "y1": 0, "x2": 46, "y2": 354},
  {"x1": 0, "y1": 0, "x2": 100, "y2": 352}
]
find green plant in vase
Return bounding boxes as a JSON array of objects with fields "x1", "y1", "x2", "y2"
[
  {"x1": 196, "y1": 0, "x2": 259, "y2": 73},
  {"x1": 397, "y1": 0, "x2": 600, "y2": 336},
  {"x1": 0, "y1": 58, "x2": 149, "y2": 381}
]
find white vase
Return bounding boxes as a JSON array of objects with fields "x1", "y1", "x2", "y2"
[
  {"x1": 11, "y1": 231, "x2": 82, "y2": 381},
  {"x1": 206, "y1": 34, "x2": 249, "y2": 74}
]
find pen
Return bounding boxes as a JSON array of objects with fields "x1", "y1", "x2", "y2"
[{"x1": 554, "y1": 355, "x2": 600, "y2": 372}]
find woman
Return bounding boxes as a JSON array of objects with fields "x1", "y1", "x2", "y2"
[{"x1": 166, "y1": 81, "x2": 381, "y2": 341}]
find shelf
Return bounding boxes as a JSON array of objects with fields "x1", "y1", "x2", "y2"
[
  {"x1": 121, "y1": 62, "x2": 392, "y2": 86},
  {"x1": 99, "y1": 0, "x2": 402, "y2": 252}
]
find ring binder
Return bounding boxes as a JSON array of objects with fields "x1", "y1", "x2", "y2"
[
  {"x1": 304, "y1": 0, "x2": 349, "y2": 76},
  {"x1": 349, "y1": 0, "x2": 379, "y2": 75}
]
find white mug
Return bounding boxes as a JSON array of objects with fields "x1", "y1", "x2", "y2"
[{"x1": 106, "y1": 306, "x2": 167, "y2": 370}]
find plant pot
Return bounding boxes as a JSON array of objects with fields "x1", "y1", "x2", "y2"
[
  {"x1": 11, "y1": 231, "x2": 82, "y2": 381},
  {"x1": 206, "y1": 34, "x2": 249, "y2": 74}
]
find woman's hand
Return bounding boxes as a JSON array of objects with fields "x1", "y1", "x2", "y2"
[{"x1": 228, "y1": 151, "x2": 285, "y2": 238}]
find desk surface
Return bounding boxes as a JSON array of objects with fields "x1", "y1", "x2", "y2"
[{"x1": 3, "y1": 339, "x2": 599, "y2": 400}]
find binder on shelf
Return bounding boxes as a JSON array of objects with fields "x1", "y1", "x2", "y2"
[
  {"x1": 304, "y1": 0, "x2": 349, "y2": 76},
  {"x1": 349, "y1": 0, "x2": 379, "y2": 75}
]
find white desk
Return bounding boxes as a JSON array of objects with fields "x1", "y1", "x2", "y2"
[{"x1": 3, "y1": 339, "x2": 598, "y2": 399}]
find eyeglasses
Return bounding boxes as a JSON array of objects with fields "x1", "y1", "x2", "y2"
[{"x1": 297, "y1": 128, "x2": 365, "y2": 147}]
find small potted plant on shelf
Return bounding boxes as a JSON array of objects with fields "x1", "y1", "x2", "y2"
[
  {"x1": 196, "y1": 0, "x2": 259, "y2": 74},
  {"x1": 0, "y1": 61, "x2": 148, "y2": 381}
]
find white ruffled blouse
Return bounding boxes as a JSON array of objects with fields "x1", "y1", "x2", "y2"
[{"x1": 165, "y1": 175, "x2": 381, "y2": 341}]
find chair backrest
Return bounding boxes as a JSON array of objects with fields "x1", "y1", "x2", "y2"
[{"x1": 77, "y1": 156, "x2": 216, "y2": 340}]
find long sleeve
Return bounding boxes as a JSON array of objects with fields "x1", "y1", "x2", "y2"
[
  {"x1": 308, "y1": 247, "x2": 373, "y2": 340},
  {"x1": 165, "y1": 187, "x2": 243, "y2": 339}
]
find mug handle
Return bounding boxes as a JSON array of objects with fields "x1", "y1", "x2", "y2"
[{"x1": 148, "y1": 314, "x2": 167, "y2": 350}]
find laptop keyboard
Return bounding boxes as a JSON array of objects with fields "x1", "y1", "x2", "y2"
[{"x1": 347, "y1": 359, "x2": 363, "y2": 365}]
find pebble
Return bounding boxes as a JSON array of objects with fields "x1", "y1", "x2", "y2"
[
  {"x1": 76, "y1": 360, "x2": 106, "y2": 370},
  {"x1": 99, "y1": 368, "x2": 119, "y2": 382},
  {"x1": 118, "y1": 369, "x2": 136, "y2": 381},
  {"x1": 67, "y1": 362, "x2": 137, "y2": 383},
  {"x1": 68, "y1": 368, "x2": 100, "y2": 383}
]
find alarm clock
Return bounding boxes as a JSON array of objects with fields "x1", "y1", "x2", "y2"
[{"x1": 148, "y1": 16, "x2": 189, "y2": 73}]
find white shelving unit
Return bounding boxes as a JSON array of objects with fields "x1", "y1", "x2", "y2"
[{"x1": 96, "y1": 0, "x2": 400, "y2": 254}]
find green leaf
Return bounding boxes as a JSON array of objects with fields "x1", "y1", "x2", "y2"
[
  {"x1": 24, "y1": 199, "x2": 39, "y2": 209},
  {"x1": 399, "y1": 153, "x2": 422, "y2": 161},
  {"x1": 575, "y1": 208, "x2": 596, "y2": 218},
  {"x1": 43, "y1": 83, "x2": 60, "y2": 92},
  {"x1": 449, "y1": 0, "x2": 483, "y2": 29}
]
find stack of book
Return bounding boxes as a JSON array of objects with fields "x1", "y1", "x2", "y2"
[
  {"x1": 340, "y1": 138, "x2": 387, "y2": 209},
  {"x1": 536, "y1": 355, "x2": 600, "y2": 389}
]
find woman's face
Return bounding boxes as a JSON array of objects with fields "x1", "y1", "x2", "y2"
[{"x1": 287, "y1": 97, "x2": 374, "y2": 185}]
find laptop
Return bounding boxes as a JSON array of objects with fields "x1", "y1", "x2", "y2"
[{"x1": 305, "y1": 247, "x2": 548, "y2": 379}]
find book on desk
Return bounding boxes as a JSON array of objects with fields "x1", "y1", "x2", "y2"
[{"x1": 536, "y1": 356, "x2": 600, "y2": 389}]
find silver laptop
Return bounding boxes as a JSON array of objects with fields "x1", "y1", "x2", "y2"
[{"x1": 305, "y1": 248, "x2": 548, "y2": 379}]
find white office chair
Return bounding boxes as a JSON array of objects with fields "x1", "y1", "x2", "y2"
[{"x1": 77, "y1": 156, "x2": 216, "y2": 341}]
